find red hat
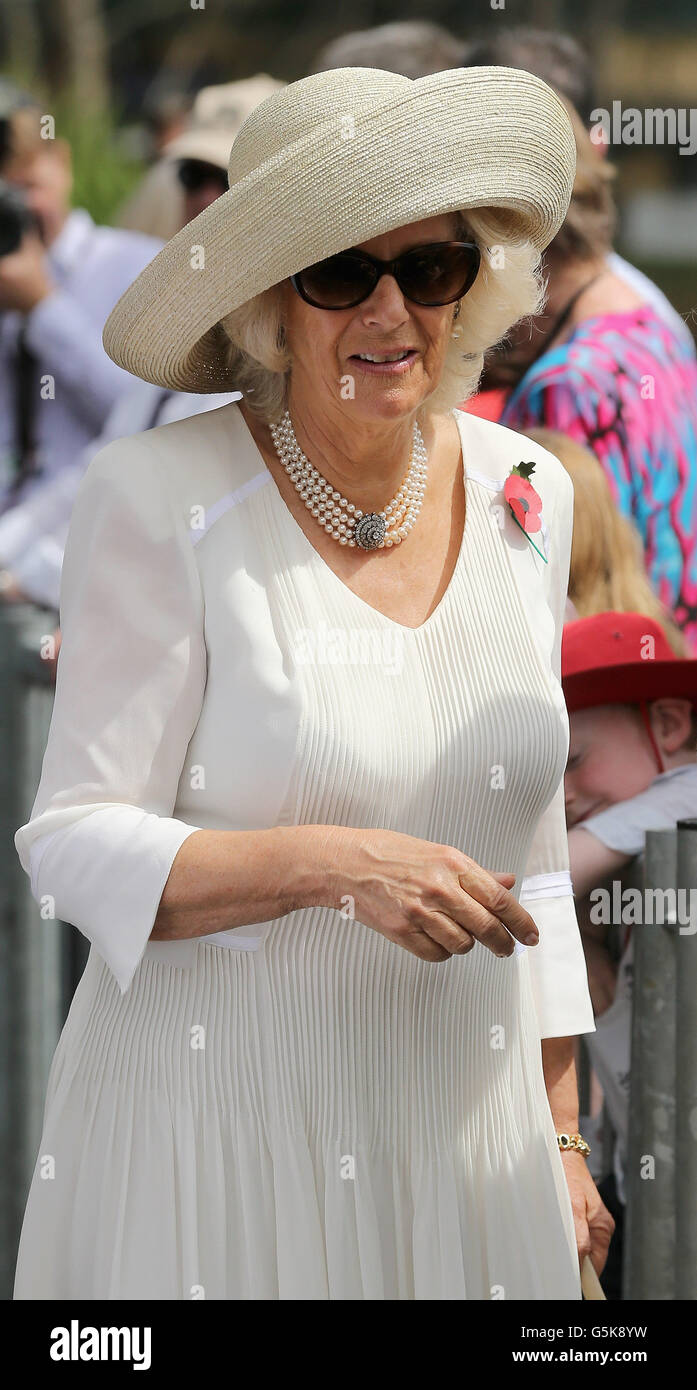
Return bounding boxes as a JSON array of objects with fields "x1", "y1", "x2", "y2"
[{"x1": 562, "y1": 612, "x2": 697, "y2": 714}]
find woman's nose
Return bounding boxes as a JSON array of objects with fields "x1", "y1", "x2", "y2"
[{"x1": 358, "y1": 274, "x2": 410, "y2": 326}]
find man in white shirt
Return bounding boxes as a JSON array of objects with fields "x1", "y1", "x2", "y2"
[
  {"x1": 0, "y1": 78, "x2": 281, "y2": 613},
  {"x1": 0, "y1": 90, "x2": 164, "y2": 512}
]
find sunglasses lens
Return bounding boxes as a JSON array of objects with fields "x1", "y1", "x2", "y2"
[
  {"x1": 294, "y1": 253, "x2": 376, "y2": 308},
  {"x1": 398, "y1": 243, "x2": 480, "y2": 305}
]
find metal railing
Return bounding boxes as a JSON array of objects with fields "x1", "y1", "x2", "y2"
[
  {"x1": 624, "y1": 820, "x2": 697, "y2": 1299},
  {"x1": 0, "y1": 602, "x2": 88, "y2": 1299}
]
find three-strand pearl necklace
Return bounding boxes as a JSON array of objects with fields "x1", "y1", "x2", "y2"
[{"x1": 269, "y1": 409, "x2": 428, "y2": 550}]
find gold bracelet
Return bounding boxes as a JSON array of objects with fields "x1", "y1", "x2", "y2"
[{"x1": 556, "y1": 1131, "x2": 591, "y2": 1158}]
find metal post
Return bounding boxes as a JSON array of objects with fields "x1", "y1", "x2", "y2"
[
  {"x1": 623, "y1": 828, "x2": 677, "y2": 1299},
  {"x1": 0, "y1": 603, "x2": 65, "y2": 1298},
  {"x1": 0, "y1": 604, "x2": 31, "y2": 1299},
  {"x1": 675, "y1": 819, "x2": 697, "y2": 1297}
]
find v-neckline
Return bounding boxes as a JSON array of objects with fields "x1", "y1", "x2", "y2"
[{"x1": 236, "y1": 404, "x2": 471, "y2": 636}]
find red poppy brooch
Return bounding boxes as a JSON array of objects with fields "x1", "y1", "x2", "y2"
[{"x1": 503, "y1": 461, "x2": 548, "y2": 563}]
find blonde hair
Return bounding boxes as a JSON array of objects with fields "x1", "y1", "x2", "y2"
[
  {"x1": 218, "y1": 207, "x2": 545, "y2": 427},
  {"x1": 524, "y1": 427, "x2": 691, "y2": 657}
]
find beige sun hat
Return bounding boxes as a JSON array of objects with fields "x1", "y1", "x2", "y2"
[
  {"x1": 161, "y1": 75, "x2": 285, "y2": 172},
  {"x1": 102, "y1": 65, "x2": 576, "y2": 394}
]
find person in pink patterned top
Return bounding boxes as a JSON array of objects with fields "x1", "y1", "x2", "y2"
[{"x1": 481, "y1": 101, "x2": 697, "y2": 655}]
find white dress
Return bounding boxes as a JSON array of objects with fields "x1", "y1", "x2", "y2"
[{"x1": 13, "y1": 401, "x2": 595, "y2": 1300}]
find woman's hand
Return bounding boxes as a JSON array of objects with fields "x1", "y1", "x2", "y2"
[
  {"x1": 316, "y1": 826, "x2": 540, "y2": 961},
  {"x1": 560, "y1": 1150, "x2": 615, "y2": 1277}
]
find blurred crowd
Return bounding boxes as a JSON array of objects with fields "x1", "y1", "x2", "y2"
[{"x1": 1, "y1": 19, "x2": 696, "y2": 1299}]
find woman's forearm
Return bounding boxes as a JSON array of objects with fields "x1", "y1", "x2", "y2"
[
  {"x1": 541, "y1": 1036, "x2": 579, "y2": 1132},
  {"x1": 151, "y1": 823, "x2": 340, "y2": 941}
]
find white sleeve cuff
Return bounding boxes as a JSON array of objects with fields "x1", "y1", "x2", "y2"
[
  {"x1": 19, "y1": 808, "x2": 203, "y2": 995},
  {"x1": 521, "y1": 869, "x2": 574, "y2": 901},
  {"x1": 520, "y1": 880, "x2": 596, "y2": 1039}
]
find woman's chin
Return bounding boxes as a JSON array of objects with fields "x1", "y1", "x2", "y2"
[{"x1": 349, "y1": 381, "x2": 430, "y2": 423}]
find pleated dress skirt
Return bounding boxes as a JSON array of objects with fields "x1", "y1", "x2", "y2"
[{"x1": 13, "y1": 911, "x2": 580, "y2": 1299}]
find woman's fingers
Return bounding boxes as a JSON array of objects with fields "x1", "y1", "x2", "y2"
[
  {"x1": 418, "y1": 912, "x2": 476, "y2": 959},
  {"x1": 407, "y1": 892, "x2": 535, "y2": 962},
  {"x1": 408, "y1": 865, "x2": 539, "y2": 961},
  {"x1": 336, "y1": 828, "x2": 540, "y2": 963},
  {"x1": 454, "y1": 860, "x2": 540, "y2": 953},
  {"x1": 397, "y1": 867, "x2": 539, "y2": 962}
]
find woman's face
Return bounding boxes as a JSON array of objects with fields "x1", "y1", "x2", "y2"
[{"x1": 279, "y1": 213, "x2": 466, "y2": 425}]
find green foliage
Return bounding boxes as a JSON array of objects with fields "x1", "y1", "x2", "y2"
[{"x1": 52, "y1": 93, "x2": 146, "y2": 226}]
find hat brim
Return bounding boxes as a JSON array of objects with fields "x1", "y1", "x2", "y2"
[
  {"x1": 162, "y1": 133, "x2": 233, "y2": 172},
  {"x1": 563, "y1": 661, "x2": 697, "y2": 714},
  {"x1": 103, "y1": 65, "x2": 576, "y2": 393}
]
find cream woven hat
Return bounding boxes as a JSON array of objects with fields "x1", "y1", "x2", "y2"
[
  {"x1": 161, "y1": 75, "x2": 285, "y2": 173},
  {"x1": 102, "y1": 65, "x2": 576, "y2": 393}
]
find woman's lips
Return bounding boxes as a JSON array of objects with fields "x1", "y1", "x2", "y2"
[{"x1": 348, "y1": 349, "x2": 419, "y2": 375}]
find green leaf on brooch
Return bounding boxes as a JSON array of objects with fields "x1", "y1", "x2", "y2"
[{"x1": 510, "y1": 460, "x2": 537, "y2": 480}]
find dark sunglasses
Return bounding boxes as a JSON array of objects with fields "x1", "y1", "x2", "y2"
[
  {"x1": 289, "y1": 240, "x2": 481, "y2": 310},
  {"x1": 176, "y1": 158, "x2": 228, "y2": 194}
]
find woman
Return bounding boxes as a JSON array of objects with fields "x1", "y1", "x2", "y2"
[
  {"x1": 13, "y1": 65, "x2": 610, "y2": 1300},
  {"x1": 484, "y1": 99, "x2": 697, "y2": 656}
]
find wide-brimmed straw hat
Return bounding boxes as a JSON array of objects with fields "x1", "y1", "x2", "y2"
[
  {"x1": 102, "y1": 65, "x2": 576, "y2": 393},
  {"x1": 562, "y1": 612, "x2": 697, "y2": 714}
]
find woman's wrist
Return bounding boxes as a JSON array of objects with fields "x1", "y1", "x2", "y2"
[
  {"x1": 272, "y1": 822, "x2": 357, "y2": 914},
  {"x1": 541, "y1": 1035, "x2": 580, "y2": 1133},
  {"x1": 153, "y1": 823, "x2": 356, "y2": 941}
]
